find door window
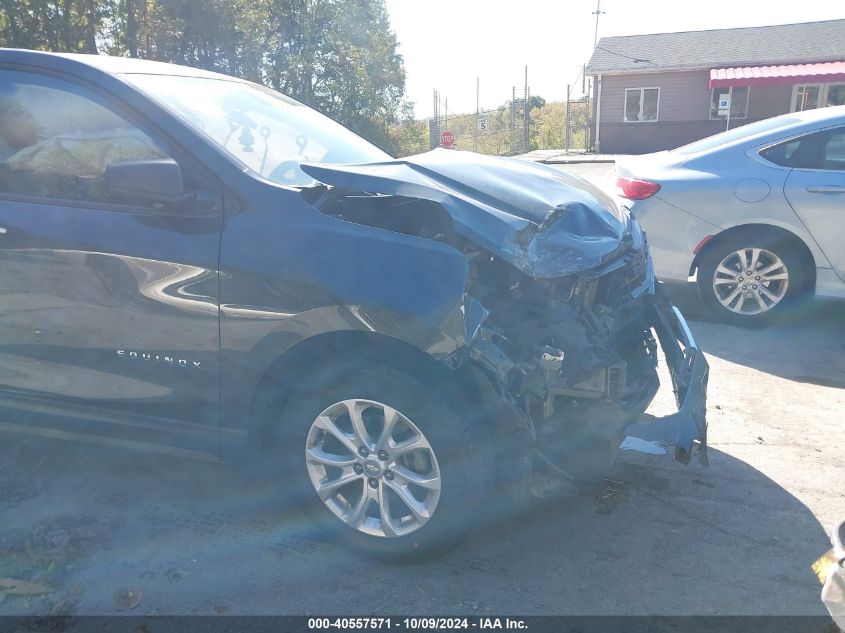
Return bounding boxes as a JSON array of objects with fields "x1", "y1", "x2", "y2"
[
  {"x1": 760, "y1": 127, "x2": 845, "y2": 171},
  {"x1": 0, "y1": 70, "x2": 170, "y2": 205},
  {"x1": 823, "y1": 131, "x2": 845, "y2": 168}
]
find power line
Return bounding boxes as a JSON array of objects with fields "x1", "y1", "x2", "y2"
[{"x1": 593, "y1": 45, "x2": 653, "y2": 65}]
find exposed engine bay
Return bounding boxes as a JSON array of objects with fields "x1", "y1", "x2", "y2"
[{"x1": 311, "y1": 190, "x2": 655, "y2": 398}]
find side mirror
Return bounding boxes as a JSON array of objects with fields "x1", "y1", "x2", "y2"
[{"x1": 105, "y1": 159, "x2": 191, "y2": 204}]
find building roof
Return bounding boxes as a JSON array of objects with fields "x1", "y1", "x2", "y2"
[{"x1": 586, "y1": 19, "x2": 845, "y2": 74}]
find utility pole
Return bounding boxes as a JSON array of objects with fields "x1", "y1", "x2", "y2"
[
  {"x1": 584, "y1": 92, "x2": 590, "y2": 151},
  {"x1": 565, "y1": 84, "x2": 571, "y2": 154},
  {"x1": 475, "y1": 76, "x2": 479, "y2": 152},
  {"x1": 524, "y1": 65, "x2": 529, "y2": 153},
  {"x1": 431, "y1": 89, "x2": 440, "y2": 149},
  {"x1": 592, "y1": 0, "x2": 604, "y2": 48},
  {"x1": 510, "y1": 86, "x2": 516, "y2": 155}
]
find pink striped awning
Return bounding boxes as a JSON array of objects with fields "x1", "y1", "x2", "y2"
[{"x1": 709, "y1": 61, "x2": 845, "y2": 89}]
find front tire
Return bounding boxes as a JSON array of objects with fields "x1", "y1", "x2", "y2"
[
  {"x1": 271, "y1": 360, "x2": 492, "y2": 561},
  {"x1": 696, "y1": 230, "x2": 809, "y2": 326}
]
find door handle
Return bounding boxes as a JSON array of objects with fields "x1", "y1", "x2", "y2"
[{"x1": 806, "y1": 185, "x2": 845, "y2": 194}]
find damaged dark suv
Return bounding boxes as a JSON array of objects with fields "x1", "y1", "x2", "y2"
[{"x1": 0, "y1": 51, "x2": 708, "y2": 559}]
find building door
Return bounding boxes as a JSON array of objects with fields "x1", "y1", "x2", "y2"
[{"x1": 791, "y1": 83, "x2": 845, "y2": 111}]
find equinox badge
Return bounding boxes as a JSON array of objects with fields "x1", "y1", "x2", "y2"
[{"x1": 116, "y1": 349, "x2": 201, "y2": 369}]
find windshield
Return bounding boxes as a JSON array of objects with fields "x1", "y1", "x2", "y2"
[
  {"x1": 123, "y1": 74, "x2": 391, "y2": 186},
  {"x1": 670, "y1": 116, "x2": 802, "y2": 155}
]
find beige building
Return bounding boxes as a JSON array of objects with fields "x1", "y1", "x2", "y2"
[{"x1": 586, "y1": 19, "x2": 845, "y2": 154}]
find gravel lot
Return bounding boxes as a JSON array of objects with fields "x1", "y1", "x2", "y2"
[{"x1": 0, "y1": 161, "x2": 842, "y2": 617}]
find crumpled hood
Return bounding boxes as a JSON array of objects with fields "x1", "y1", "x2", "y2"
[{"x1": 301, "y1": 149, "x2": 628, "y2": 279}]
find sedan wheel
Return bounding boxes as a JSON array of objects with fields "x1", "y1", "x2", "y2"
[
  {"x1": 697, "y1": 231, "x2": 809, "y2": 326},
  {"x1": 305, "y1": 399, "x2": 442, "y2": 539},
  {"x1": 711, "y1": 247, "x2": 789, "y2": 316}
]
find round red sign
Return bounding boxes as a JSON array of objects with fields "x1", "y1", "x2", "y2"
[{"x1": 440, "y1": 130, "x2": 455, "y2": 148}]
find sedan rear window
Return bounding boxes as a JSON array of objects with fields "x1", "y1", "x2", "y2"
[{"x1": 761, "y1": 127, "x2": 845, "y2": 170}]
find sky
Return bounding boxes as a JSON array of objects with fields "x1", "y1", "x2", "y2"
[{"x1": 384, "y1": 0, "x2": 845, "y2": 119}]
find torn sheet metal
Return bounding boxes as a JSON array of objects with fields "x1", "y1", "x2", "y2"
[
  {"x1": 619, "y1": 436, "x2": 668, "y2": 455},
  {"x1": 301, "y1": 149, "x2": 627, "y2": 279},
  {"x1": 625, "y1": 293, "x2": 709, "y2": 465}
]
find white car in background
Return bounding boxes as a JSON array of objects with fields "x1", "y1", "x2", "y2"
[{"x1": 616, "y1": 105, "x2": 845, "y2": 325}]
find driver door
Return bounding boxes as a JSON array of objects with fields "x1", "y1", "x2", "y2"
[{"x1": 0, "y1": 68, "x2": 223, "y2": 454}]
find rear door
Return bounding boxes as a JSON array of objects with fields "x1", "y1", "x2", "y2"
[
  {"x1": 782, "y1": 125, "x2": 845, "y2": 280},
  {"x1": 0, "y1": 68, "x2": 223, "y2": 454}
]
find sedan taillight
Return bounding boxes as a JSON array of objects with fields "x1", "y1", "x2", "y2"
[{"x1": 616, "y1": 177, "x2": 661, "y2": 200}]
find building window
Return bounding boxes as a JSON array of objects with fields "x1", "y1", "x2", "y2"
[
  {"x1": 791, "y1": 83, "x2": 845, "y2": 111},
  {"x1": 624, "y1": 88, "x2": 659, "y2": 122},
  {"x1": 829, "y1": 84, "x2": 845, "y2": 107},
  {"x1": 710, "y1": 86, "x2": 749, "y2": 119}
]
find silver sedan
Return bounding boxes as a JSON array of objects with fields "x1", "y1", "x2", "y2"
[{"x1": 616, "y1": 105, "x2": 845, "y2": 324}]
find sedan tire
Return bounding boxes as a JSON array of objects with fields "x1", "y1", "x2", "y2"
[{"x1": 696, "y1": 230, "x2": 810, "y2": 326}]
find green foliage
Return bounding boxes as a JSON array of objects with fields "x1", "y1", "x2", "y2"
[
  {"x1": 262, "y1": 0, "x2": 405, "y2": 151},
  {"x1": 391, "y1": 95, "x2": 591, "y2": 158},
  {"x1": 527, "y1": 94, "x2": 545, "y2": 110},
  {"x1": 531, "y1": 100, "x2": 590, "y2": 150},
  {"x1": 0, "y1": 0, "x2": 408, "y2": 152},
  {"x1": 387, "y1": 102, "x2": 429, "y2": 157},
  {"x1": 531, "y1": 101, "x2": 566, "y2": 149},
  {"x1": 0, "y1": 0, "x2": 102, "y2": 52}
]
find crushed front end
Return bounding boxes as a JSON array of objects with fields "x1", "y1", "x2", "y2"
[
  {"x1": 299, "y1": 150, "x2": 708, "y2": 494},
  {"x1": 462, "y1": 215, "x2": 708, "y2": 487}
]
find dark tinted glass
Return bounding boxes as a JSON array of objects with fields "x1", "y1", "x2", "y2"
[{"x1": 761, "y1": 126, "x2": 845, "y2": 170}]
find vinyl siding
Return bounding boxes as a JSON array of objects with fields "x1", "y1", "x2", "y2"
[
  {"x1": 595, "y1": 70, "x2": 793, "y2": 153},
  {"x1": 602, "y1": 70, "x2": 712, "y2": 123}
]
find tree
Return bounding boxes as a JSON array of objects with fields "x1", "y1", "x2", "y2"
[
  {"x1": 528, "y1": 94, "x2": 545, "y2": 110},
  {"x1": 262, "y1": 0, "x2": 406, "y2": 150},
  {"x1": 0, "y1": 0, "x2": 102, "y2": 52},
  {"x1": 531, "y1": 102, "x2": 565, "y2": 149},
  {"x1": 0, "y1": 0, "x2": 408, "y2": 152},
  {"x1": 388, "y1": 110, "x2": 428, "y2": 157}
]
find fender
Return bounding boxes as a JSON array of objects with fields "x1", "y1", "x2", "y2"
[{"x1": 219, "y1": 174, "x2": 476, "y2": 433}]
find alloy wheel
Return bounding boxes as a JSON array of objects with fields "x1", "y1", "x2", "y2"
[
  {"x1": 304, "y1": 399, "x2": 441, "y2": 538},
  {"x1": 712, "y1": 247, "x2": 789, "y2": 315}
]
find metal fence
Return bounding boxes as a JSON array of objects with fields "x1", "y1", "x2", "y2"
[{"x1": 428, "y1": 91, "x2": 592, "y2": 157}]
